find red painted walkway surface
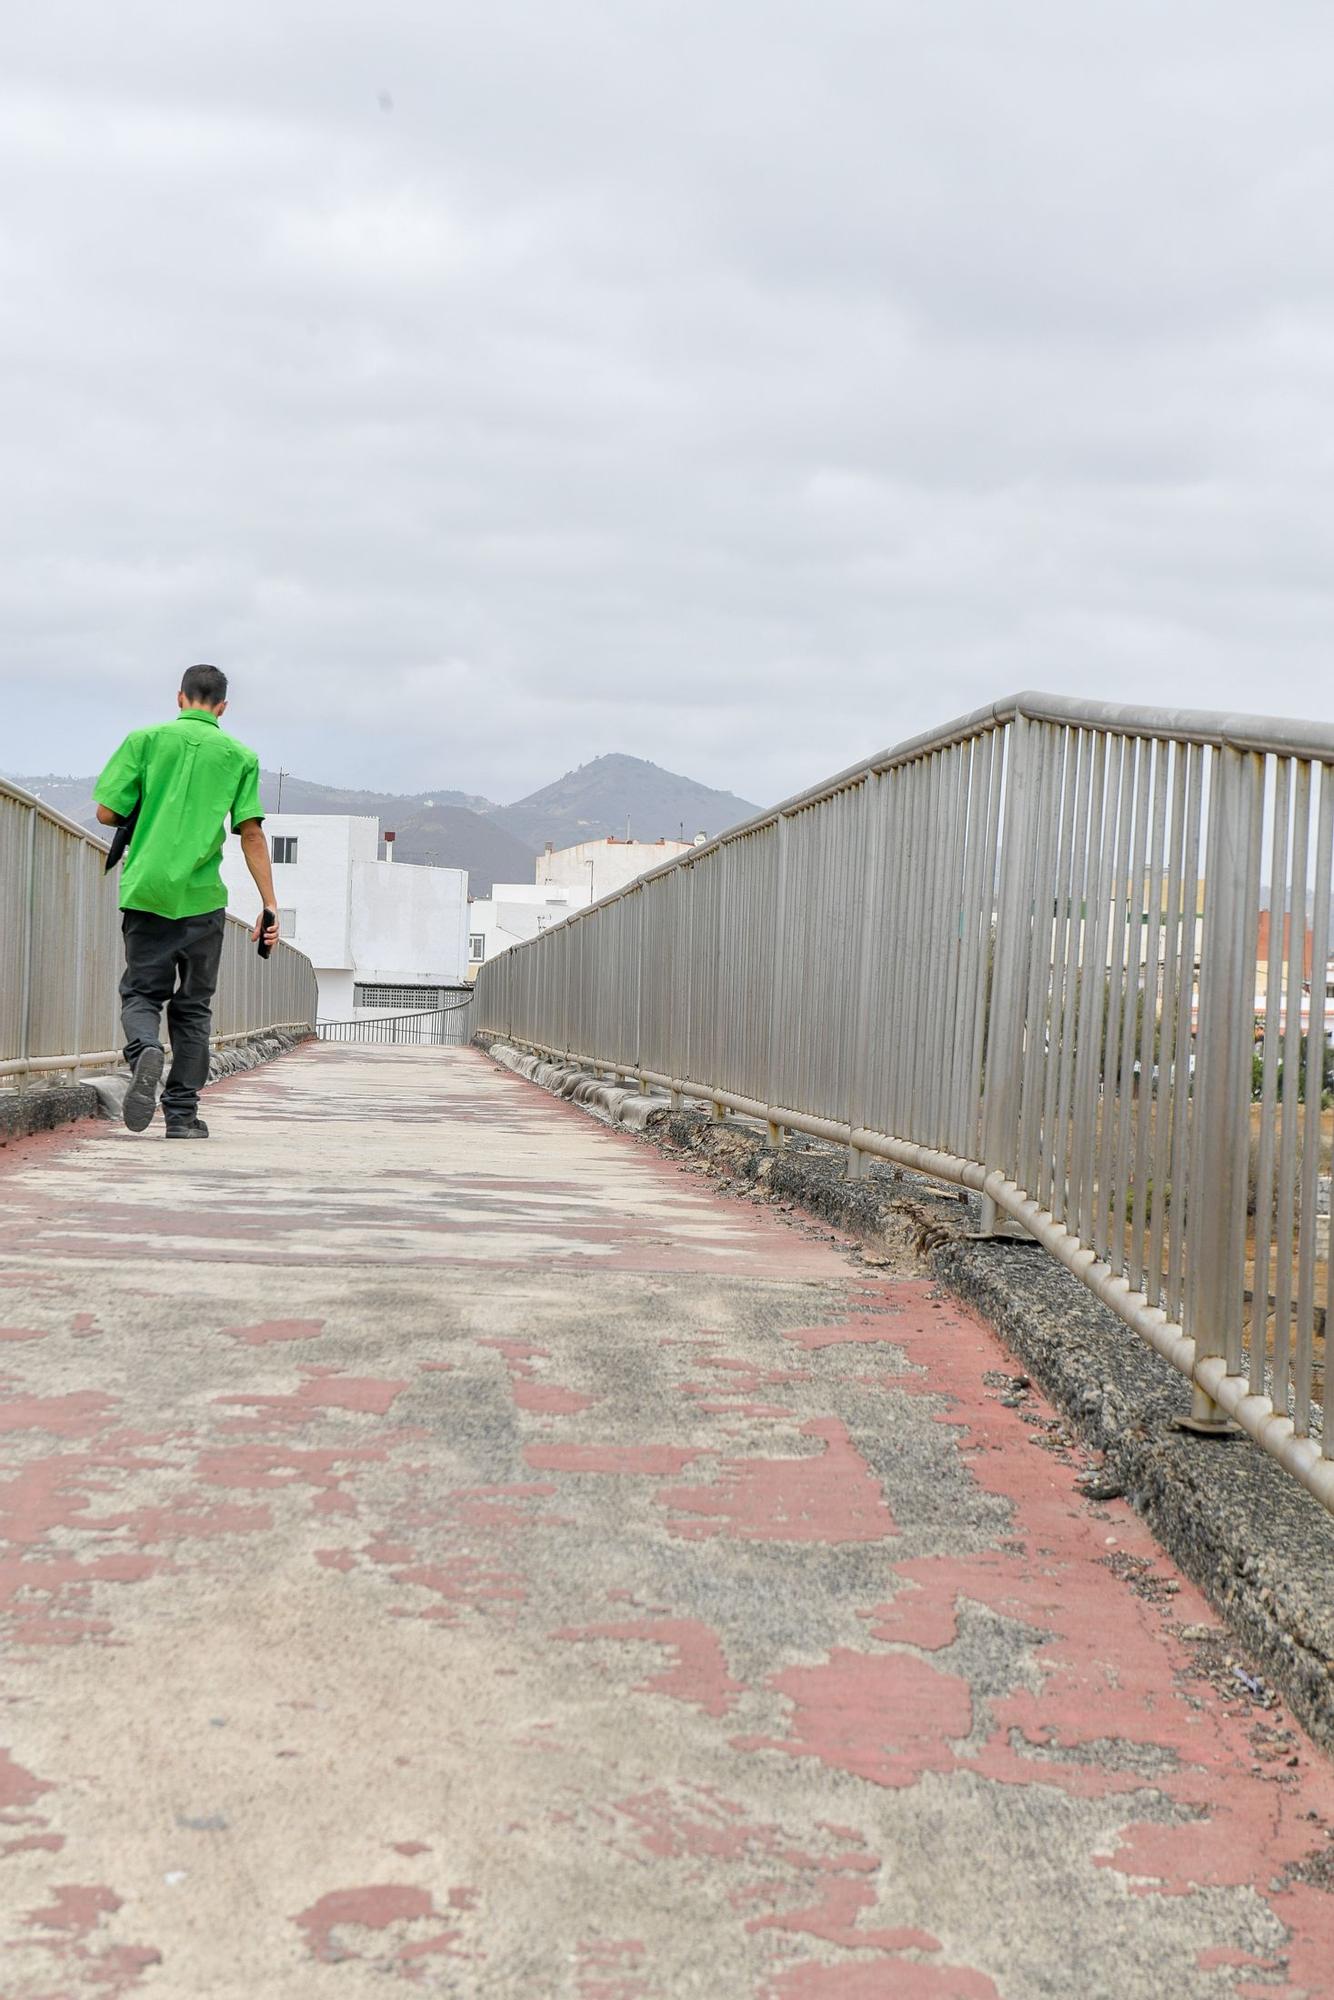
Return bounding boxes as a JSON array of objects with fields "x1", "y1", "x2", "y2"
[{"x1": 2, "y1": 1044, "x2": 1333, "y2": 1997}]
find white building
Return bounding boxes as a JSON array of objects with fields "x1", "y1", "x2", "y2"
[
  {"x1": 466, "y1": 835, "x2": 696, "y2": 981},
  {"x1": 219, "y1": 813, "x2": 468, "y2": 1020},
  {"x1": 465, "y1": 881, "x2": 591, "y2": 980},
  {"x1": 537, "y1": 835, "x2": 694, "y2": 900}
]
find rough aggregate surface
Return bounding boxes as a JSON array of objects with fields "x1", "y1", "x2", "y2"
[
  {"x1": 1, "y1": 1043, "x2": 1333, "y2": 1997},
  {"x1": 622, "y1": 1097, "x2": 1334, "y2": 1763}
]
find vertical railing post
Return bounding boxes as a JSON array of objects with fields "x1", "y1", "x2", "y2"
[
  {"x1": 847, "y1": 773, "x2": 884, "y2": 1177},
  {"x1": 17, "y1": 806, "x2": 38, "y2": 1079},
  {"x1": 1183, "y1": 745, "x2": 1262, "y2": 1429},
  {"x1": 713, "y1": 846, "x2": 729, "y2": 1105},
  {"x1": 1294, "y1": 768, "x2": 1333, "y2": 1438},
  {"x1": 70, "y1": 845, "x2": 87, "y2": 1080},
  {"x1": 634, "y1": 886, "x2": 646, "y2": 1089},
  {"x1": 979, "y1": 714, "x2": 1040, "y2": 1230},
  {"x1": 765, "y1": 813, "x2": 790, "y2": 1142}
]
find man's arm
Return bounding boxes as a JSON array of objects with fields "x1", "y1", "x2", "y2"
[
  {"x1": 93, "y1": 732, "x2": 144, "y2": 822},
  {"x1": 237, "y1": 820, "x2": 280, "y2": 948}
]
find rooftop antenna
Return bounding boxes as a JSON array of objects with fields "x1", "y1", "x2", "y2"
[{"x1": 276, "y1": 767, "x2": 289, "y2": 811}]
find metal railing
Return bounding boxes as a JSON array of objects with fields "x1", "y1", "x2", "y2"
[
  {"x1": 1, "y1": 776, "x2": 319, "y2": 1081},
  {"x1": 474, "y1": 692, "x2": 1334, "y2": 1512},
  {"x1": 317, "y1": 997, "x2": 473, "y2": 1046}
]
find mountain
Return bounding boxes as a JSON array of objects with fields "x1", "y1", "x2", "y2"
[
  {"x1": 4, "y1": 753, "x2": 761, "y2": 896},
  {"x1": 378, "y1": 805, "x2": 534, "y2": 895},
  {"x1": 251, "y1": 775, "x2": 532, "y2": 893},
  {"x1": 2, "y1": 768, "x2": 529, "y2": 895},
  {"x1": 259, "y1": 773, "x2": 496, "y2": 818},
  {"x1": 1, "y1": 772, "x2": 101, "y2": 829},
  {"x1": 492, "y1": 754, "x2": 758, "y2": 852}
]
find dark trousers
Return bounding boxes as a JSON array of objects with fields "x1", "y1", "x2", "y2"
[{"x1": 120, "y1": 908, "x2": 226, "y2": 1123}]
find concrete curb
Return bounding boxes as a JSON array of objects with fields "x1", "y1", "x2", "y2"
[
  {"x1": 488, "y1": 1041, "x2": 663, "y2": 1131},
  {"x1": 207, "y1": 1026, "x2": 314, "y2": 1086},
  {"x1": 0, "y1": 1082, "x2": 101, "y2": 1144},
  {"x1": 477, "y1": 1038, "x2": 1334, "y2": 1755},
  {"x1": 1, "y1": 1027, "x2": 314, "y2": 1146}
]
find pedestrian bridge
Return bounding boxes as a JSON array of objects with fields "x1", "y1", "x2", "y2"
[
  {"x1": 7, "y1": 691, "x2": 1334, "y2": 1512},
  {"x1": 2, "y1": 1041, "x2": 1333, "y2": 1996},
  {"x1": 3, "y1": 691, "x2": 1334, "y2": 1991}
]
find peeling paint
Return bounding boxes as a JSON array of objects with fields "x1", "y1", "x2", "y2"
[
  {"x1": 3, "y1": 1044, "x2": 1333, "y2": 1998},
  {"x1": 659, "y1": 1420, "x2": 898, "y2": 1545},
  {"x1": 555, "y1": 1617, "x2": 746, "y2": 1716}
]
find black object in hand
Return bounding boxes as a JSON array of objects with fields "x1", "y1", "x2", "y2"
[
  {"x1": 257, "y1": 909, "x2": 276, "y2": 959},
  {"x1": 104, "y1": 805, "x2": 139, "y2": 874}
]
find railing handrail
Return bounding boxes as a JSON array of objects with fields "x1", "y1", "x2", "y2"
[
  {"x1": 319, "y1": 998, "x2": 474, "y2": 1028},
  {"x1": 486, "y1": 691, "x2": 1334, "y2": 950},
  {"x1": 0, "y1": 773, "x2": 117, "y2": 848},
  {"x1": 316, "y1": 997, "x2": 473, "y2": 1048},
  {"x1": 473, "y1": 689, "x2": 1334, "y2": 1517}
]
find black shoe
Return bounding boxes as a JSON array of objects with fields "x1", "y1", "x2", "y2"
[
  {"x1": 164, "y1": 1118, "x2": 210, "y2": 1140},
  {"x1": 123, "y1": 1047, "x2": 165, "y2": 1132}
]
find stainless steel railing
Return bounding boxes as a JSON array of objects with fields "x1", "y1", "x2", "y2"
[
  {"x1": 473, "y1": 692, "x2": 1334, "y2": 1511},
  {"x1": 317, "y1": 998, "x2": 473, "y2": 1046},
  {"x1": 1, "y1": 776, "x2": 319, "y2": 1081}
]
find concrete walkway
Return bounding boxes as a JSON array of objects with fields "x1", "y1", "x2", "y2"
[{"x1": 2, "y1": 1045, "x2": 1334, "y2": 1999}]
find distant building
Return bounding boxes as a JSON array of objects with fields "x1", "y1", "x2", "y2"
[
  {"x1": 1254, "y1": 912, "x2": 1334, "y2": 1041},
  {"x1": 465, "y1": 882, "x2": 590, "y2": 980},
  {"x1": 218, "y1": 813, "x2": 468, "y2": 1021},
  {"x1": 466, "y1": 835, "x2": 696, "y2": 981},
  {"x1": 537, "y1": 834, "x2": 694, "y2": 900}
]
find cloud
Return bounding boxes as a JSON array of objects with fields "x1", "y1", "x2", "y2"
[{"x1": 3, "y1": 0, "x2": 1333, "y2": 804}]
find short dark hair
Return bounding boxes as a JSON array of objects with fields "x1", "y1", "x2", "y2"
[{"x1": 181, "y1": 663, "x2": 228, "y2": 707}]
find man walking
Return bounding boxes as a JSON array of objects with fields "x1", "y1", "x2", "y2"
[{"x1": 94, "y1": 665, "x2": 280, "y2": 1138}]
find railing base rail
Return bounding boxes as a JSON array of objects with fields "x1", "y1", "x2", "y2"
[{"x1": 1, "y1": 1021, "x2": 315, "y2": 1084}]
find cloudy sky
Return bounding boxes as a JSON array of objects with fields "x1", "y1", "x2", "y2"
[{"x1": 4, "y1": 1, "x2": 1333, "y2": 807}]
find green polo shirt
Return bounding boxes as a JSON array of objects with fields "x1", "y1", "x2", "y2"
[{"x1": 94, "y1": 710, "x2": 264, "y2": 919}]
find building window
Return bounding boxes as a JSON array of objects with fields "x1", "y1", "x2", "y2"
[
  {"x1": 272, "y1": 836, "x2": 299, "y2": 864},
  {"x1": 277, "y1": 907, "x2": 296, "y2": 936},
  {"x1": 469, "y1": 934, "x2": 486, "y2": 961}
]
